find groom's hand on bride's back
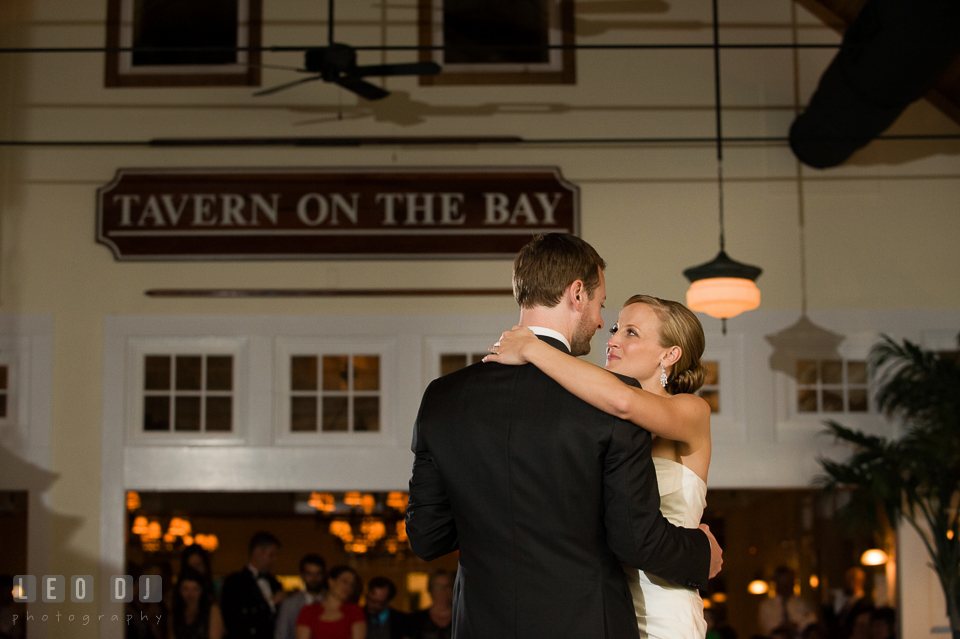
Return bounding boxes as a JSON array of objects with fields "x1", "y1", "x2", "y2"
[{"x1": 699, "y1": 523, "x2": 723, "y2": 578}]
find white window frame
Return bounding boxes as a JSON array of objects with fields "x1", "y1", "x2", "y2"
[
  {"x1": 423, "y1": 336, "x2": 499, "y2": 386},
  {"x1": 274, "y1": 337, "x2": 396, "y2": 447},
  {"x1": 700, "y1": 335, "x2": 747, "y2": 445},
  {"x1": 125, "y1": 337, "x2": 248, "y2": 446},
  {"x1": 775, "y1": 333, "x2": 885, "y2": 442},
  {"x1": 793, "y1": 358, "x2": 872, "y2": 416}
]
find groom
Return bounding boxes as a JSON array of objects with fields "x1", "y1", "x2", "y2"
[{"x1": 406, "y1": 233, "x2": 721, "y2": 639}]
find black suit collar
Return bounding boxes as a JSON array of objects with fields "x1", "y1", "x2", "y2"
[{"x1": 536, "y1": 334, "x2": 571, "y2": 354}]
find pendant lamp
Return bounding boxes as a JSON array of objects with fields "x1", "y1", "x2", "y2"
[{"x1": 684, "y1": 0, "x2": 762, "y2": 334}]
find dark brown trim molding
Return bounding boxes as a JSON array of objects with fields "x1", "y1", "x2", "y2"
[{"x1": 145, "y1": 289, "x2": 516, "y2": 298}]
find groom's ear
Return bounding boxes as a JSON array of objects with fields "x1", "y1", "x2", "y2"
[{"x1": 567, "y1": 279, "x2": 586, "y2": 311}]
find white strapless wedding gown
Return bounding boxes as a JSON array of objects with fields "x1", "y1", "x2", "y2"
[{"x1": 622, "y1": 457, "x2": 708, "y2": 639}]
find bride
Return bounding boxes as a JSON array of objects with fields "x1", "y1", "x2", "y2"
[{"x1": 485, "y1": 294, "x2": 712, "y2": 639}]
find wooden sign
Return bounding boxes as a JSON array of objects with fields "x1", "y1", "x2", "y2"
[{"x1": 95, "y1": 167, "x2": 579, "y2": 260}]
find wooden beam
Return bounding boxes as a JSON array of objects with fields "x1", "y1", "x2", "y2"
[{"x1": 145, "y1": 288, "x2": 515, "y2": 298}]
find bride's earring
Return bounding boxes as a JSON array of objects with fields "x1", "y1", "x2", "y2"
[{"x1": 660, "y1": 363, "x2": 668, "y2": 388}]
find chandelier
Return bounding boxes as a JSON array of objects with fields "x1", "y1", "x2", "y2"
[
  {"x1": 306, "y1": 491, "x2": 410, "y2": 557},
  {"x1": 127, "y1": 491, "x2": 220, "y2": 553}
]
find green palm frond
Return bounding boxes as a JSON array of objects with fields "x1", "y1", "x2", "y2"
[{"x1": 819, "y1": 333, "x2": 960, "y2": 635}]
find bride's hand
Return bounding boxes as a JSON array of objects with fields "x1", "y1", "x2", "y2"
[{"x1": 483, "y1": 326, "x2": 538, "y2": 365}]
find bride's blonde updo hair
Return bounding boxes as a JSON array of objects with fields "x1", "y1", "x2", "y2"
[{"x1": 622, "y1": 294, "x2": 707, "y2": 395}]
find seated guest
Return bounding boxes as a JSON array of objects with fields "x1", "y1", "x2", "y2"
[
  {"x1": 363, "y1": 577, "x2": 406, "y2": 639},
  {"x1": 295, "y1": 566, "x2": 365, "y2": 639},
  {"x1": 221, "y1": 531, "x2": 284, "y2": 639},
  {"x1": 275, "y1": 554, "x2": 327, "y2": 639},
  {"x1": 403, "y1": 570, "x2": 453, "y2": 639},
  {"x1": 169, "y1": 568, "x2": 224, "y2": 639}
]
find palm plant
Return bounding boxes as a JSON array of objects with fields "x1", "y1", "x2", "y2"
[{"x1": 818, "y1": 334, "x2": 960, "y2": 639}]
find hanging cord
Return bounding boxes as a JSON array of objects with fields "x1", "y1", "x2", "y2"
[
  {"x1": 790, "y1": 0, "x2": 808, "y2": 315},
  {"x1": 712, "y1": 0, "x2": 727, "y2": 335},
  {"x1": 712, "y1": 0, "x2": 725, "y2": 254}
]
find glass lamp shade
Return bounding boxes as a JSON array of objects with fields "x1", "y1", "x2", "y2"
[
  {"x1": 686, "y1": 277, "x2": 761, "y2": 319},
  {"x1": 861, "y1": 548, "x2": 889, "y2": 566},
  {"x1": 683, "y1": 250, "x2": 763, "y2": 319}
]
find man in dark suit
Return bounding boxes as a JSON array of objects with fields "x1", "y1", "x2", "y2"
[
  {"x1": 363, "y1": 576, "x2": 407, "y2": 639},
  {"x1": 221, "y1": 531, "x2": 284, "y2": 639},
  {"x1": 406, "y1": 233, "x2": 722, "y2": 639}
]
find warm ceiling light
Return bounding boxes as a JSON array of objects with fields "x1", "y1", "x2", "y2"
[
  {"x1": 685, "y1": 267, "x2": 762, "y2": 320},
  {"x1": 126, "y1": 491, "x2": 141, "y2": 511},
  {"x1": 748, "y1": 580, "x2": 769, "y2": 595},
  {"x1": 309, "y1": 492, "x2": 336, "y2": 513},
  {"x1": 861, "y1": 549, "x2": 889, "y2": 566},
  {"x1": 711, "y1": 592, "x2": 727, "y2": 603},
  {"x1": 703, "y1": 598, "x2": 713, "y2": 609},
  {"x1": 948, "y1": 530, "x2": 955, "y2": 540},
  {"x1": 810, "y1": 575, "x2": 820, "y2": 588}
]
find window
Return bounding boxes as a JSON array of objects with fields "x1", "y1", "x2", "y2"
[
  {"x1": 439, "y1": 352, "x2": 487, "y2": 376},
  {"x1": 105, "y1": 0, "x2": 262, "y2": 87},
  {"x1": 796, "y1": 359, "x2": 869, "y2": 414},
  {"x1": 143, "y1": 355, "x2": 234, "y2": 432},
  {"x1": 698, "y1": 361, "x2": 720, "y2": 414},
  {"x1": 418, "y1": 0, "x2": 576, "y2": 85},
  {"x1": 289, "y1": 355, "x2": 381, "y2": 433},
  {"x1": 276, "y1": 336, "x2": 395, "y2": 444}
]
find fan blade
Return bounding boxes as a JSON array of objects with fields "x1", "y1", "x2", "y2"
[
  {"x1": 335, "y1": 76, "x2": 390, "y2": 101},
  {"x1": 253, "y1": 74, "x2": 323, "y2": 96},
  {"x1": 354, "y1": 62, "x2": 442, "y2": 77}
]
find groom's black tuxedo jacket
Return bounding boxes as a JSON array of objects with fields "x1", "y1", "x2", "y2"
[{"x1": 406, "y1": 336, "x2": 711, "y2": 639}]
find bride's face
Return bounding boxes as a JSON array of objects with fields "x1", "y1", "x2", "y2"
[{"x1": 604, "y1": 303, "x2": 670, "y2": 381}]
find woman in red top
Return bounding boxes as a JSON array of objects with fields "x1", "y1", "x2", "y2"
[{"x1": 295, "y1": 566, "x2": 366, "y2": 639}]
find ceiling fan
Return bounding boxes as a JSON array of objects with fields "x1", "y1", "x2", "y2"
[{"x1": 254, "y1": 0, "x2": 441, "y2": 100}]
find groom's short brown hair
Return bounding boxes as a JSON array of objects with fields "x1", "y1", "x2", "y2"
[{"x1": 513, "y1": 233, "x2": 606, "y2": 309}]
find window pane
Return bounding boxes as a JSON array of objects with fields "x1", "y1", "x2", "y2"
[
  {"x1": 291, "y1": 396, "x2": 318, "y2": 432},
  {"x1": 322, "y1": 356, "x2": 349, "y2": 391},
  {"x1": 322, "y1": 397, "x2": 349, "y2": 431},
  {"x1": 847, "y1": 361, "x2": 867, "y2": 384},
  {"x1": 0, "y1": 365, "x2": 8, "y2": 390},
  {"x1": 0, "y1": 393, "x2": 6, "y2": 418},
  {"x1": 848, "y1": 389, "x2": 869, "y2": 412},
  {"x1": 353, "y1": 356, "x2": 380, "y2": 391},
  {"x1": 174, "y1": 396, "x2": 201, "y2": 431},
  {"x1": 440, "y1": 354, "x2": 467, "y2": 377},
  {"x1": 797, "y1": 390, "x2": 818, "y2": 413},
  {"x1": 205, "y1": 396, "x2": 232, "y2": 432},
  {"x1": 822, "y1": 360, "x2": 843, "y2": 385},
  {"x1": 471, "y1": 353, "x2": 487, "y2": 365},
  {"x1": 796, "y1": 360, "x2": 818, "y2": 385},
  {"x1": 145, "y1": 356, "x2": 171, "y2": 390},
  {"x1": 144, "y1": 396, "x2": 171, "y2": 431},
  {"x1": 291, "y1": 356, "x2": 318, "y2": 391},
  {"x1": 354, "y1": 397, "x2": 380, "y2": 432},
  {"x1": 175, "y1": 356, "x2": 203, "y2": 391},
  {"x1": 822, "y1": 389, "x2": 844, "y2": 412},
  {"x1": 700, "y1": 390, "x2": 719, "y2": 414},
  {"x1": 703, "y1": 361, "x2": 719, "y2": 386},
  {"x1": 206, "y1": 356, "x2": 233, "y2": 391}
]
